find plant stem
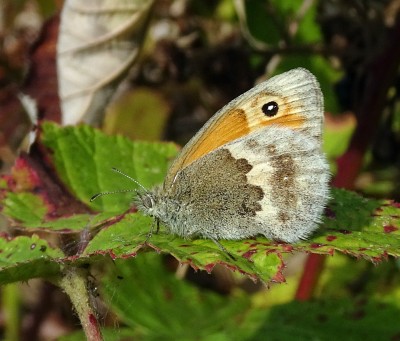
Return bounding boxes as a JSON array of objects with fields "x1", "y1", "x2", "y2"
[
  {"x1": 295, "y1": 254, "x2": 326, "y2": 301},
  {"x1": 3, "y1": 283, "x2": 20, "y2": 341},
  {"x1": 57, "y1": 267, "x2": 103, "y2": 341}
]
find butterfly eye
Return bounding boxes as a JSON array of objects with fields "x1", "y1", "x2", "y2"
[{"x1": 262, "y1": 101, "x2": 279, "y2": 117}]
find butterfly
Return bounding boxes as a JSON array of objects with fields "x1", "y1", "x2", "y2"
[{"x1": 134, "y1": 68, "x2": 330, "y2": 245}]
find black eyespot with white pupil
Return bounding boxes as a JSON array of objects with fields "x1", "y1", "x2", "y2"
[{"x1": 262, "y1": 101, "x2": 279, "y2": 117}]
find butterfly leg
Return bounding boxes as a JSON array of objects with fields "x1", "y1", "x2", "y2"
[
  {"x1": 210, "y1": 238, "x2": 236, "y2": 261},
  {"x1": 145, "y1": 218, "x2": 160, "y2": 243}
]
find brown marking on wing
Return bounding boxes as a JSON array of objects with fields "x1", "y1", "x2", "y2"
[{"x1": 267, "y1": 145, "x2": 299, "y2": 227}]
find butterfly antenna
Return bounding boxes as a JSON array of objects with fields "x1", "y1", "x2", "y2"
[
  {"x1": 111, "y1": 167, "x2": 148, "y2": 192},
  {"x1": 90, "y1": 168, "x2": 148, "y2": 202},
  {"x1": 90, "y1": 189, "x2": 138, "y2": 202}
]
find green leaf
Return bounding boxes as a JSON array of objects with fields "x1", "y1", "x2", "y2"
[
  {"x1": 2, "y1": 192, "x2": 116, "y2": 231},
  {"x1": 247, "y1": 298, "x2": 400, "y2": 340},
  {"x1": 296, "y1": 189, "x2": 400, "y2": 260},
  {"x1": 236, "y1": 0, "x2": 321, "y2": 46},
  {"x1": 237, "y1": 0, "x2": 282, "y2": 45},
  {"x1": 0, "y1": 122, "x2": 178, "y2": 231},
  {"x1": 0, "y1": 234, "x2": 64, "y2": 285},
  {"x1": 83, "y1": 188, "x2": 400, "y2": 282},
  {"x1": 83, "y1": 213, "x2": 284, "y2": 282},
  {"x1": 95, "y1": 255, "x2": 400, "y2": 340},
  {"x1": 40, "y1": 122, "x2": 178, "y2": 212},
  {"x1": 1, "y1": 122, "x2": 399, "y2": 285},
  {"x1": 101, "y1": 254, "x2": 251, "y2": 339},
  {"x1": 2, "y1": 193, "x2": 48, "y2": 225}
]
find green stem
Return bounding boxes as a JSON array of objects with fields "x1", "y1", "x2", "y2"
[
  {"x1": 56, "y1": 267, "x2": 103, "y2": 341},
  {"x1": 3, "y1": 283, "x2": 20, "y2": 341}
]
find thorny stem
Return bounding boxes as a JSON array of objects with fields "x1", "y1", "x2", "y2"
[
  {"x1": 56, "y1": 267, "x2": 103, "y2": 341},
  {"x1": 295, "y1": 253, "x2": 326, "y2": 301}
]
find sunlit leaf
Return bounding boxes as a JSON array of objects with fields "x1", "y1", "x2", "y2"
[
  {"x1": 0, "y1": 234, "x2": 64, "y2": 285},
  {"x1": 0, "y1": 123, "x2": 399, "y2": 285}
]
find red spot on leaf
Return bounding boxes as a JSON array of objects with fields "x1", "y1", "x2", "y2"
[
  {"x1": 10, "y1": 150, "x2": 93, "y2": 220},
  {"x1": 326, "y1": 235, "x2": 337, "y2": 242},
  {"x1": 224, "y1": 263, "x2": 239, "y2": 272},
  {"x1": 371, "y1": 252, "x2": 388, "y2": 263},
  {"x1": 266, "y1": 248, "x2": 277, "y2": 254},
  {"x1": 371, "y1": 257, "x2": 382, "y2": 264},
  {"x1": 187, "y1": 260, "x2": 199, "y2": 272},
  {"x1": 391, "y1": 202, "x2": 400, "y2": 208},
  {"x1": 384, "y1": 225, "x2": 398, "y2": 233},
  {"x1": 371, "y1": 207, "x2": 384, "y2": 217},
  {"x1": 121, "y1": 252, "x2": 137, "y2": 258},
  {"x1": 280, "y1": 244, "x2": 294, "y2": 252},
  {"x1": 204, "y1": 263, "x2": 215, "y2": 273},
  {"x1": 13, "y1": 157, "x2": 42, "y2": 189},
  {"x1": 243, "y1": 238, "x2": 258, "y2": 245},
  {"x1": 310, "y1": 243, "x2": 325, "y2": 248},
  {"x1": 271, "y1": 271, "x2": 285, "y2": 283},
  {"x1": 108, "y1": 250, "x2": 117, "y2": 259},
  {"x1": 242, "y1": 249, "x2": 257, "y2": 259},
  {"x1": 270, "y1": 254, "x2": 286, "y2": 283},
  {"x1": 358, "y1": 248, "x2": 368, "y2": 251}
]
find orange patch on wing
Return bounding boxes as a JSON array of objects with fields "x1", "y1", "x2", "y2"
[
  {"x1": 166, "y1": 105, "x2": 307, "y2": 185},
  {"x1": 179, "y1": 109, "x2": 250, "y2": 170},
  {"x1": 260, "y1": 113, "x2": 306, "y2": 129},
  {"x1": 247, "y1": 93, "x2": 306, "y2": 130}
]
